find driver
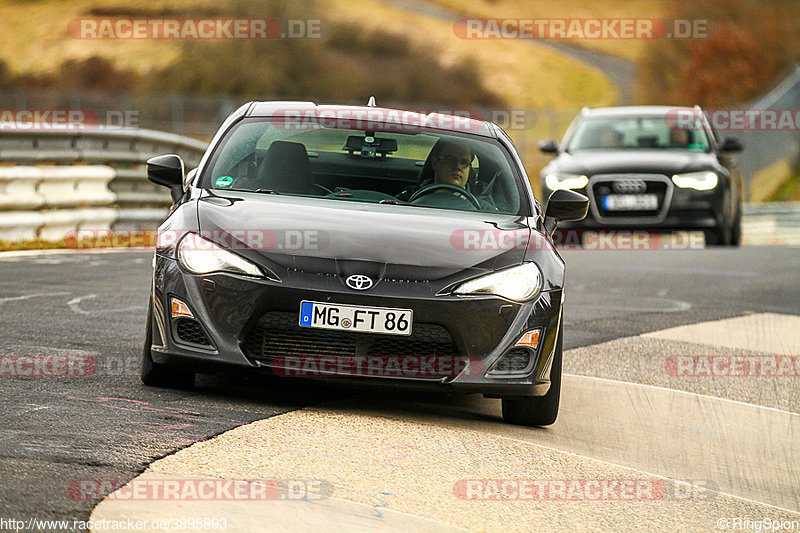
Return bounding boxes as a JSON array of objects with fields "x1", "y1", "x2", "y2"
[
  {"x1": 430, "y1": 139, "x2": 474, "y2": 188},
  {"x1": 668, "y1": 127, "x2": 690, "y2": 147},
  {"x1": 397, "y1": 138, "x2": 498, "y2": 210}
]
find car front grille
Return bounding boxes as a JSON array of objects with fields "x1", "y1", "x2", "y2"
[
  {"x1": 590, "y1": 174, "x2": 671, "y2": 219},
  {"x1": 242, "y1": 311, "x2": 459, "y2": 368}
]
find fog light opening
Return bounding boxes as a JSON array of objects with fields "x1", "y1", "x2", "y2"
[{"x1": 487, "y1": 328, "x2": 542, "y2": 376}]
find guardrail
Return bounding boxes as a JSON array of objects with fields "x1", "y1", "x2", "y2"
[
  {"x1": 0, "y1": 128, "x2": 207, "y2": 240},
  {"x1": 742, "y1": 202, "x2": 800, "y2": 246}
]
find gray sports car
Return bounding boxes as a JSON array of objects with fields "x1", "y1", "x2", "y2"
[{"x1": 142, "y1": 101, "x2": 588, "y2": 426}]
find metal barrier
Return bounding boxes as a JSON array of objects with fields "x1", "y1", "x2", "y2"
[
  {"x1": 0, "y1": 128, "x2": 207, "y2": 240},
  {"x1": 742, "y1": 202, "x2": 800, "y2": 246}
]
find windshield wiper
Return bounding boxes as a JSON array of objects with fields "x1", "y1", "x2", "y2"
[
  {"x1": 211, "y1": 188, "x2": 283, "y2": 195},
  {"x1": 378, "y1": 199, "x2": 412, "y2": 205}
]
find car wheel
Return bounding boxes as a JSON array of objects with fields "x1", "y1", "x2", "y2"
[
  {"x1": 501, "y1": 320, "x2": 563, "y2": 427},
  {"x1": 704, "y1": 224, "x2": 730, "y2": 246},
  {"x1": 141, "y1": 300, "x2": 195, "y2": 388},
  {"x1": 729, "y1": 206, "x2": 742, "y2": 247}
]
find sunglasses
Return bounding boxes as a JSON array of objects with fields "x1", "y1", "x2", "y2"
[{"x1": 436, "y1": 155, "x2": 472, "y2": 169}]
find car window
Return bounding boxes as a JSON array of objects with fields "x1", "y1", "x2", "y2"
[
  {"x1": 566, "y1": 115, "x2": 711, "y2": 152},
  {"x1": 202, "y1": 118, "x2": 525, "y2": 215}
]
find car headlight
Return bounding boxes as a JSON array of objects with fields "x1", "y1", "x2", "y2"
[
  {"x1": 544, "y1": 172, "x2": 589, "y2": 191},
  {"x1": 177, "y1": 233, "x2": 263, "y2": 277},
  {"x1": 672, "y1": 171, "x2": 718, "y2": 191},
  {"x1": 453, "y1": 263, "x2": 542, "y2": 302}
]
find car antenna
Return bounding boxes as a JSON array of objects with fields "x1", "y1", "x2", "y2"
[{"x1": 367, "y1": 96, "x2": 377, "y2": 107}]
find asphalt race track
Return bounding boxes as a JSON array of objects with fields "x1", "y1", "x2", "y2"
[{"x1": 0, "y1": 246, "x2": 798, "y2": 531}]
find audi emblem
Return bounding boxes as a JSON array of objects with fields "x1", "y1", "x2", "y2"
[
  {"x1": 345, "y1": 274, "x2": 374, "y2": 290},
  {"x1": 612, "y1": 178, "x2": 647, "y2": 194}
]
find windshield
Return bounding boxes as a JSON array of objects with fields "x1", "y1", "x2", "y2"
[
  {"x1": 566, "y1": 115, "x2": 711, "y2": 152},
  {"x1": 201, "y1": 118, "x2": 525, "y2": 215}
]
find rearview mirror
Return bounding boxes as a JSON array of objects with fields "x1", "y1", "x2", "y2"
[
  {"x1": 544, "y1": 189, "x2": 589, "y2": 234},
  {"x1": 147, "y1": 154, "x2": 185, "y2": 203},
  {"x1": 538, "y1": 139, "x2": 559, "y2": 154}
]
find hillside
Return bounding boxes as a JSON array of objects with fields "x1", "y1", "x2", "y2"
[{"x1": 0, "y1": 0, "x2": 626, "y2": 187}]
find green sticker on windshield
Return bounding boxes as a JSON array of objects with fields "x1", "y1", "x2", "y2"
[{"x1": 215, "y1": 176, "x2": 233, "y2": 187}]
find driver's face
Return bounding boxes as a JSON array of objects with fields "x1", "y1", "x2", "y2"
[{"x1": 432, "y1": 146, "x2": 472, "y2": 188}]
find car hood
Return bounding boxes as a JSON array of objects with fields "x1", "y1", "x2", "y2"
[
  {"x1": 550, "y1": 150, "x2": 719, "y2": 176},
  {"x1": 196, "y1": 192, "x2": 530, "y2": 282}
]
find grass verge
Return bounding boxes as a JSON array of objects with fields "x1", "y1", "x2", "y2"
[
  {"x1": 427, "y1": 0, "x2": 666, "y2": 61},
  {"x1": 767, "y1": 172, "x2": 800, "y2": 202}
]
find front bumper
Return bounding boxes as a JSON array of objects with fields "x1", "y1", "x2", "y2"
[
  {"x1": 543, "y1": 179, "x2": 725, "y2": 231},
  {"x1": 150, "y1": 255, "x2": 563, "y2": 397}
]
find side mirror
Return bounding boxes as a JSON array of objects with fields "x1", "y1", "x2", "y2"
[
  {"x1": 544, "y1": 189, "x2": 589, "y2": 234},
  {"x1": 719, "y1": 137, "x2": 743, "y2": 152},
  {"x1": 538, "y1": 139, "x2": 559, "y2": 154},
  {"x1": 147, "y1": 154, "x2": 185, "y2": 203}
]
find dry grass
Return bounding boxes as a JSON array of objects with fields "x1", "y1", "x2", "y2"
[
  {"x1": 319, "y1": 0, "x2": 616, "y2": 110},
  {"x1": 428, "y1": 0, "x2": 667, "y2": 61},
  {"x1": 771, "y1": 176, "x2": 800, "y2": 201},
  {"x1": 0, "y1": 0, "x2": 214, "y2": 75},
  {"x1": 750, "y1": 158, "x2": 791, "y2": 202},
  {"x1": 0, "y1": 0, "x2": 617, "y2": 111}
]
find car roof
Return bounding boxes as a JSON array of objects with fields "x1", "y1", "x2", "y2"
[
  {"x1": 245, "y1": 101, "x2": 496, "y2": 137},
  {"x1": 580, "y1": 105, "x2": 697, "y2": 118}
]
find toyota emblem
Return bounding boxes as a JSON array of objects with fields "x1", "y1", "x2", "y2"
[{"x1": 345, "y1": 274, "x2": 374, "y2": 290}]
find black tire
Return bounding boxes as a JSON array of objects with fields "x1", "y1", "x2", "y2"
[
  {"x1": 502, "y1": 320, "x2": 563, "y2": 427},
  {"x1": 141, "y1": 300, "x2": 195, "y2": 388},
  {"x1": 703, "y1": 224, "x2": 729, "y2": 246},
  {"x1": 729, "y1": 206, "x2": 742, "y2": 247}
]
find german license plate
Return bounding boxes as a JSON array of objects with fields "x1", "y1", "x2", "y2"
[
  {"x1": 299, "y1": 301, "x2": 413, "y2": 336},
  {"x1": 602, "y1": 194, "x2": 658, "y2": 211}
]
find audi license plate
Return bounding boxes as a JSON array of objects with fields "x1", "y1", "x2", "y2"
[
  {"x1": 602, "y1": 194, "x2": 658, "y2": 211},
  {"x1": 299, "y1": 301, "x2": 413, "y2": 336}
]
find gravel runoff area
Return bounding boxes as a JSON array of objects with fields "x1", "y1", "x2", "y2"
[{"x1": 90, "y1": 406, "x2": 799, "y2": 533}]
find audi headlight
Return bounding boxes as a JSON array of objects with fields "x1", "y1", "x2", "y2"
[
  {"x1": 544, "y1": 172, "x2": 589, "y2": 191},
  {"x1": 453, "y1": 263, "x2": 542, "y2": 302},
  {"x1": 178, "y1": 233, "x2": 262, "y2": 277},
  {"x1": 672, "y1": 171, "x2": 718, "y2": 191}
]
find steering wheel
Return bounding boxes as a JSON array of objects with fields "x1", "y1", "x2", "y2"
[{"x1": 409, "y1": 183, "x2": 481, "y2": 209}]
